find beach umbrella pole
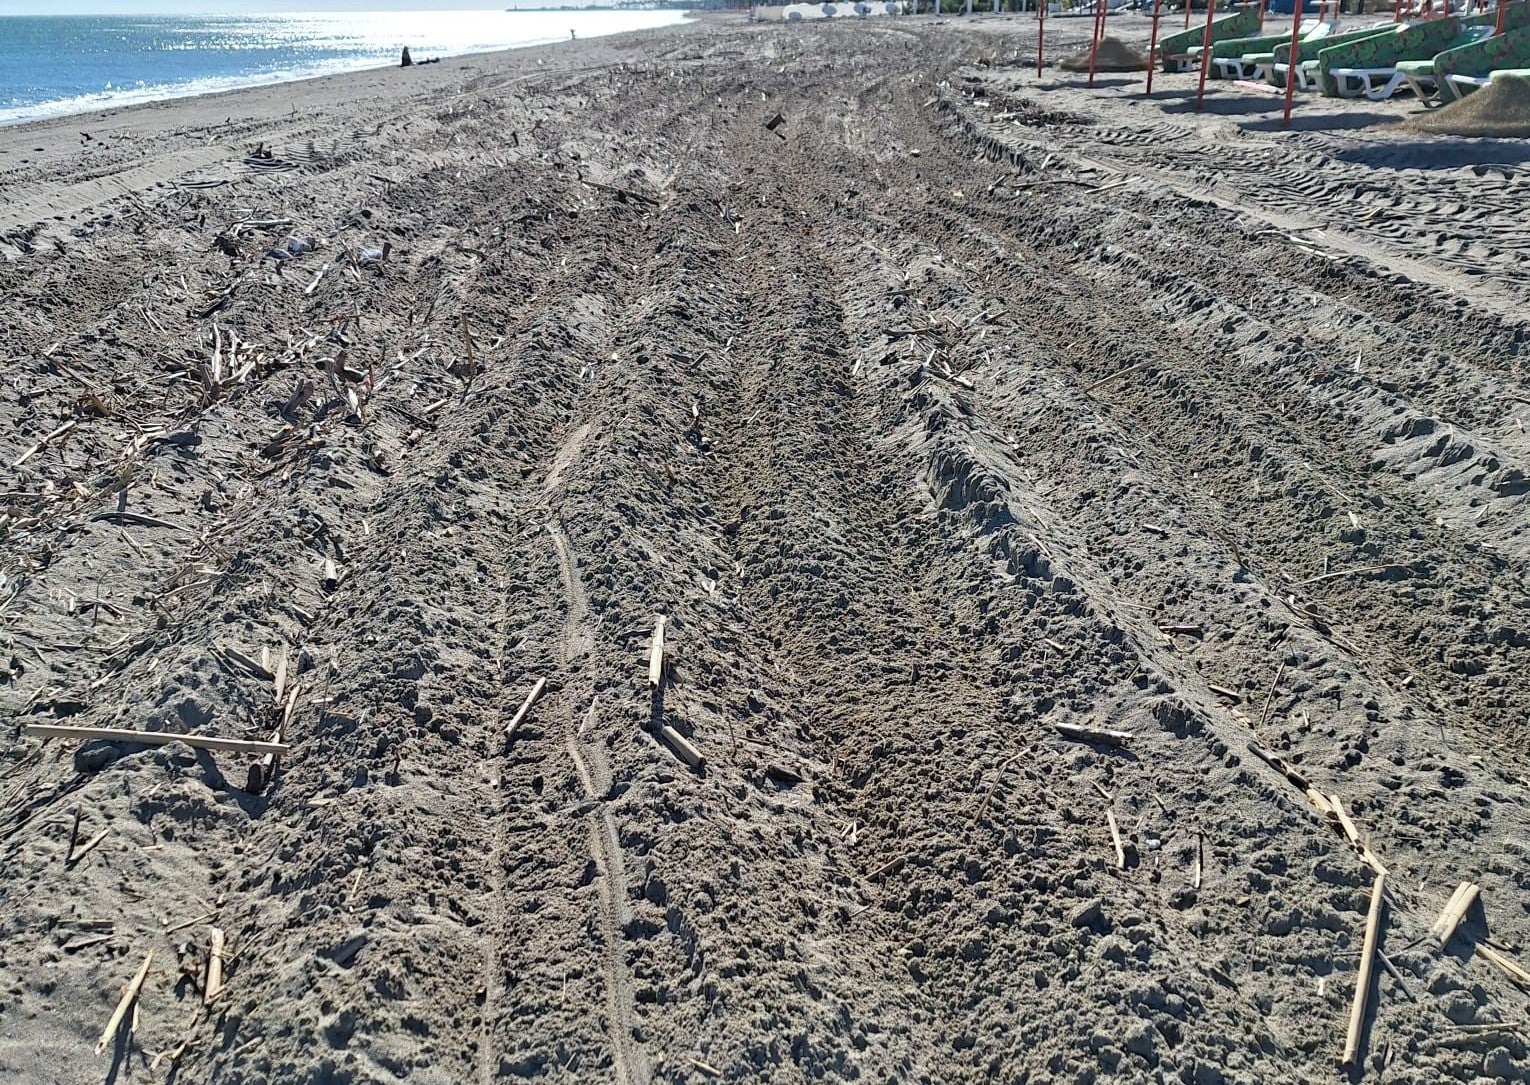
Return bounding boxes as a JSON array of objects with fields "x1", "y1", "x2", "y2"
[
  {"x1": 1037, "y1": 0, "x2": 1047, "y2": 76},
  {"x1": 1282, "y1": 0, "x2": 1303, "y2": 127},
  {"x1": 1087, "y1": 0, "x2": 1106, "y2": 86},
  {"x1": 1194, "y1": 0, "x2": 1218, "y2": 109},
  {"x1": 1146, "y1": 0, "x2": 1163, "y2": 94}
]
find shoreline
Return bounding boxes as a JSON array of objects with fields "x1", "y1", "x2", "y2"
[
  {"x1": 0, "y1": 13, "x2": 714, "y2": 236},
  {"x1": 0, "y1": 9, "x2": 696, "y2": 132}
]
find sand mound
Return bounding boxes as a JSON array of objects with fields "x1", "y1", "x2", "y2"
[
  {"x1": 1403, "y1": 74, "x2": 1530, "y2": 137},
  {"x1": 1059, "y1": 37, "x2": 1149, "y2": 73}
]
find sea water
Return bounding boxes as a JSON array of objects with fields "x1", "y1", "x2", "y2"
[{"x1": 0, "y1": 9, "x2": 688, "y2": 126}]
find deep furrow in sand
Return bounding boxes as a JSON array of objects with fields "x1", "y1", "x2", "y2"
[{"x1": 885, "y1": 104, "x2": 1530, "y2": 767}]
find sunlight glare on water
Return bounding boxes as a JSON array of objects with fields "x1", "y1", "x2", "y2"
[{"x1": 0, "y1": 10, "x2": 688, "y2": 125}]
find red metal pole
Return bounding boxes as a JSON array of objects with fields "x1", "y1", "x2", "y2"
[
  {"x1": 1497, "y1": 0, "x2": 1507, "y2": 33},
  {"x1": 1282, "y1": 0, "x2": 1303, "y2": 127},
  {"x1": 1037, "y1": 0, "x2": 1046, "y2": 77},
  {"x1": 1146, "y1": 0, "x2": 1164, "y2": 93},
  {"x1": 1194, "y1": 0, "x2": 1218, "y2": 109},
  {"x1": 1087, "y1": 0, "x2": 1105, "y2": 86},
  {"x1": 1185, "y1": 0, "x2": 1192, "y2": 30}
]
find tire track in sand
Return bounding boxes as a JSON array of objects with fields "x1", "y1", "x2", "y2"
[{"x1": 545, "y1": 420, "x2": 649, "y2": 1085}]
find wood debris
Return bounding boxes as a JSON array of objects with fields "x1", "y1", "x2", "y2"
[
  {"x1": 1052, "y1": 721, "x2": 1133, "y2": 746},
  {"x1": 658, "y1": 723, "x2": 703, "y2": 770},
  {"x1": 96, "y1": 951, "x2": 154, "y2": 1055},
  {"x1": 24, "y1": 723, "x2": 288, "y2": 756},
  {"x1": 1105, "y1": 808, "x2": 1126, "y2": 870},
  {"x1": 204, "y1": 928, "x2": 225, "y2": 1004},
  {"x1": 1342, "y1": 872, "x2": 1386, "y2": 1068},
  {"x1": 506, "y1": 676, "x2": 547, "y2": 739},
  {"x1": 648, "y1": 615, "x2": 667, "y2": 689},
  {"x1": 1476, "y1": 944, "x2": 1530, "y2": 989},
  {"x1": 1430, "y1": 882, "x2": 1480, "y2": 947}
]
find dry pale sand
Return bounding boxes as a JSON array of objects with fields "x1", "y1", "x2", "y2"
[
  {"x1": 3, "y1": 12, "x2": 1530, "y2": 1085},
  {"x1": 1059, "y1": 36, "x2": 1149, "y2": 72},
  {"x1": 1405, "y1": 73, "x2": 1530, "y2": 138}
]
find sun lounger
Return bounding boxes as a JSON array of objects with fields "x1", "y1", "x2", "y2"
[
  {"x1": 1208, "y1": 20, "x2": 1336, "y2": 80},
  {"x1": 1269, "y1": 23, "x2": 1395, "y2": 90},
  {"x1": 1433, "y1": 24, "x2": 1530, "y2": 100},
  {"x1": 1397, "y1": 56, "x2": 1444, "y2": 99},
  {"x1": 1326, "y1": 21, "x2": 1492, "y2": 100},
  {"x1": 1157, "y1": 5, "x2": 1264, "y2": 73}
]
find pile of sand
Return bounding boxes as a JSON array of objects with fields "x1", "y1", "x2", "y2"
[
  {"x1": 1403, "y1": 73, "x2": 1530, "y2": 137},
  {"x1": 1058, "y1": 37, "x2": 1150, "y2": 73}
]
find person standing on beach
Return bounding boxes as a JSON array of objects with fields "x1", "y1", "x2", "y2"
[
  {"x1": 401, "y1": 46, "x2": 413, "y2": 67},
  {"x1": 570, "y1": 28, "x2": 576, "y2": 41}
]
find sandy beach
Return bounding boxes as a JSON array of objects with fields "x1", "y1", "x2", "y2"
[{"x1": 3, "y1": 10, "x2": 1530, "y2": 1083}]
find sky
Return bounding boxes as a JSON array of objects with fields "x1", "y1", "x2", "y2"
[{"x1": 0, "y1": 1, "x2": 591, "y2": 12}]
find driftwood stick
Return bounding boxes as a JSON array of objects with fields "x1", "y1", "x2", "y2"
[
  {"x1": 648, "y1": 616, "x2": 667, "y2": 689},
  {"x1": 1052, "y1": 721, "x2": 1133, "y2": 746},
  {"x1": 24, "y1": 724, "x2": 288, "y2": 756},
  {"x1": 254, "y1": 684, "x2": 300, "y2": 789},
  {"x1": 1476, "y1": 944, "x2": 1530, "y2": 989},
  {"x1": 1082, "y1": 361, "x2": 1146, "y2": 393},
  {"x1": 1295, "y1": 562, "x2": 1418, "y2": 588},
  {"x1": 1430, "y1": 882, "x2": 1480, "y2": 947},
  {"x1": 220, "y1": 646, "x2": 274, "y2": 681},
  {"x1": 1248, "y1": 740, "x2": 1311, "y2": 790},
  {"x1": 658, "y1": 723, "x2": 703, "y2": 769},
  {"x1": 13, "y1": 420, "x2": 78, "y2": 467},
  {"x1": 1106, "y1": 809, "x2": 1126, "y2": 870},
  {"x1": 579, "y1": 176, "x2": 660, "y2": 205},
  {"x1": 303, "y1": 262, "x2": 330, "y2": 296},
  {"x1": 162, "y1": 911, "x2": 216, "y2": 936},
  {"x1": 1257, "y1": 661, "x2": 1285, "y2": 730},
  {"x1": 96, "y1": 951, "x2": 154, "y2": 1055},
  {"x1": 506, "y1": 676, "x2": 547, "y2": 738},
  {"x1": 1377, "y1": 949, "x2": 1415, "y2": 1002},
  {"x1": 68, "y1": 828, "x2": 111, "y2": 866},
  {"x1": 1343, "y1": 871, "x2": 1386, "y2": 1068},
  {"x1": 204, "y1": 928, "x2": 225, "y2": 1004},
  {"x1": 1328, "y1": 794, "x2": 1388, "y2": 875}
]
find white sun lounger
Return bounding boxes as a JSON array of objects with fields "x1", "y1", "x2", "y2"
[
  {"x1": 1329, "y1": 66, "x2": 1408, "y2": 99},
  {"x1": 1271, "y1": 58, "x2": 1324, "y2": 91},
  {"x1": 1445, "y1": 72, "x2": 1493, "y2": 94}
]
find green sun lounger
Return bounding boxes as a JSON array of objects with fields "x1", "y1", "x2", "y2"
[
  {"x1": 1431, "y1": 24, "x2": 1530, "y2": 101},
  {"x1": 1158, "y1": 5, "x2": 1263, "y2": 73},
  {"x1": 1397, "y1": 2, "x2": 1530, "y2": 100},
  {"x1": 1269, "y1": 22, "x2": 1396, "y2": 90},
  {"x1": 1324, "y1": 19, "x2": 1490, "y2": 100},
  {"x1": 1208, "y1": 19, "x2": 1336, "y2": 80}
]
